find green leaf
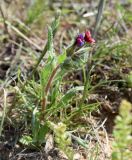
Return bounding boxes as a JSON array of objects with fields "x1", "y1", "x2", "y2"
[
  {"x1": 20, "y1": 136, "x2": 32, "y2": 146},
  {"x1": 57, "y1": 50, "x2": 67, "y2": 64},
  {"x1": 31, "y1": 11, "x2": 61, "y2": 73},
  {"x1": 47, "y1": 26, "x2": 57, "y2": 67},
  {"x1": 32, "y1": 108, "x2": 40, "y2": 142},
  {"x1": 51, "y1": 10, "x2": 61, "y2": 36},
  {"x1": 50, "y1": 80, "x2": 60, "y2": 105},
  {"x1": 37, "y1": 123, "x2": 49, "y2": 143},
  {"x1": 47, "y1": 26, "x2": 54, "y2": 55},
  {"x1": 47, "y1": 86, "x2": 84, "y2": 114},
  {"x1": 31, "y1": 108, "x2": 49, "y2": 144},
  {"x1": 40, "y1": 61, "x2": 53, "y2": 97}
]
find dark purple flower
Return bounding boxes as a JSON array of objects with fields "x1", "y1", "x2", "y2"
[{"x1": 75, "y1": 34, "x2": 85, "y2": 47}]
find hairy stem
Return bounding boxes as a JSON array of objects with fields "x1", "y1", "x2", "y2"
[{"x1": 41, "y1": 64, "x2": 60, "y2": 114}]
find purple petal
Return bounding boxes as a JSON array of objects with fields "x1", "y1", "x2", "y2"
[
  {"x1": 77, "y1": 34, "x2": 84, "y2": 40},
  {"x1": 76, "y1": 38, "x2": 85, "y2": 47}
]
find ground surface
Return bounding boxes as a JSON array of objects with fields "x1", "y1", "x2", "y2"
[{"x1": 0, "y1": 0, "x2": 132, "y2": 160}]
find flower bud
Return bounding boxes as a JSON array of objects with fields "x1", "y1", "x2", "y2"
[
  {"x1": 75, "y1": 34, "x2": 85, "y2": 47},
  {"x1": 84, "y1": 31, "x2": 95, "y2": 44}
]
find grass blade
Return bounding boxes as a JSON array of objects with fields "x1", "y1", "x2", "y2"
[
  {"x1": 0, "y1": 89, "x2": 7, "y2": 136},
  {"x1": 93, "y1": 0, "x2": 106, "y2": 38}
]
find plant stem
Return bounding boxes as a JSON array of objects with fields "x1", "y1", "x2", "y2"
[
  {"x1": 41, "y1": 64, "x2": 60, "y2": 114},
  {"x1": 45, "y1": 64, "x2": 60, "y2": 95}
]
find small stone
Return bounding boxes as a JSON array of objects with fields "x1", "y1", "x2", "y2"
[{"x1": 73, "y1": 153, "x2": 81, "y2": 160}]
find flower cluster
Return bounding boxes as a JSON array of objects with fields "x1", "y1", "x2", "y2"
[{"x1": 75, "y1": 30, "x2": 95, "y2": 47}]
